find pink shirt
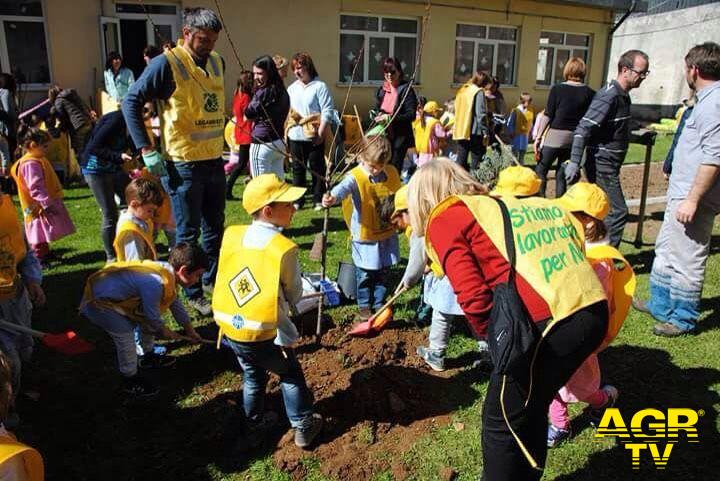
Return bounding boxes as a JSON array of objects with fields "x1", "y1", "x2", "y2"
[{"x1": 380, "y1": 82, "x2": 398, "y2": 114}]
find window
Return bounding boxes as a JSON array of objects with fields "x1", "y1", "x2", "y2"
[
  {"x1": 453, "y1": 23, "x2": 517, "y2": 85},
  {"x1": 536, "y1": 31, "x2": 591, "y2": 86},
  {"x1": 0, "y1": 0, "x2": 50, "y2": 86},
  {"x1": 339, "y1": 14, "x2": 419, "y2": 83}
]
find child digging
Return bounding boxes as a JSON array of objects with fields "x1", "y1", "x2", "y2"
[
  {"x1": 212, "y1": 174, "x2": 323, "y2": 450},
  {"x1": 80, "y1": 243, "x2": 205, "y2": 398},
  {"x1": 322, "y1": 135, "x2": 401, "y2": 325},
  {"x1": 10, "y1": 125, "x2": 75, "y2": 266}
]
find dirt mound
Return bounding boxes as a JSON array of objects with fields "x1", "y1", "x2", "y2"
[{"x1": 270, "y1": 325, "x2": 480, "y2": 480}]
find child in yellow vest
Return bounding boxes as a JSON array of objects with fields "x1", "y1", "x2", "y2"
[
  {"x1": 322, "y1": 136, "x2": 401, "y2": 321},
  {"x1": 547, "y1": 182, "x2": 635, "y2": 447},
  {"x1": 0, "y1": 352, "x2": 43, "y2": 481},
  {"x1": 506, "y1": 92, "x2": 535, "y2": 165},
  {"x1": 0, "y1": 190, "x2": 45, "y2": 411},
  {"x1": 80, "y1": 243, "x2": 205, "y2": 398},
  {"x1": 212, "y1": 174, "x2": 323, "y2": 450},
  {"x1": 10, "y1": 126, "x2": 75, "y2": 264},
  {"x1": 113, "y1": 177, "x2": 163, "y2": 262},
  {"x1": 412, "y1": 101, "x2": 449, "y2": 167}
]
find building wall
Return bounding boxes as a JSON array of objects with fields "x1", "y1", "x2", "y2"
[
  {"x1": 36, "y1": 0, "x2": 612, "y2": 116},
  {"x1": 609, "y1": 2, "x2": 720, "y2": 120}
]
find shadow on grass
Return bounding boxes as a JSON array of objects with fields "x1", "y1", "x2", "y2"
[
  {"x1": 556, "y1": 344, "x2": 720, "y2": 480},
  {"x1": 284, "y1": 216, "x2": 346, "y2": 239}
]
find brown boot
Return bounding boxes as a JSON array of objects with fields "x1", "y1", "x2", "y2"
[{"x1": 356, "y1": 307, "x2": 372, "y2": 322}]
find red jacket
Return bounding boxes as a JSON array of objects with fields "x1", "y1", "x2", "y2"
[
  {"x1": 232, "y1": 91, "x2": 252, "y2": 145},
  {"x1": 427, "y1": 201, "x2": 552, "y2": 338}
]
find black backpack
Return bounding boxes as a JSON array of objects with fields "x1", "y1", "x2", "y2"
[{"x1": 486, "y1": 197, "x2": 540, "y2": 376}]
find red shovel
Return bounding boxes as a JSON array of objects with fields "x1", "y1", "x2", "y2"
[
  {"x1": 0, "y1": 320, "x2": 94, "y2": 355},
  {"x1": 348, "y1": 285, "x2": 408, "y2": 336}
]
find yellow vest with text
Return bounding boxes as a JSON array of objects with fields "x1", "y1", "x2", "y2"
[
  {"x1": 212, "y1": 225, "x2": 297, "y2": 343},
  {"x1": 0, "y1": 194, "x2": 26, "y2": 301},
  {"x1": 412, "y1": 117, "x2": 441, "y2": 154},
  {"x1": 425, "y1": 195, "x2": 606, "y2": 326},
  {"x1": 341, "y1": 165, "x2": 402, "y2": 242},
  {"x1": 10, "y1": 154, "x2": 63, "y2": 222},
  {"x1": 513, "y1": 106, "x2": 534, "y2": 136},
  {"x1": 113, "y1": 217, "x2": 157, "y2": 262},
  {"x1": 453, "y1": 82, "x2": 481, "y2": 141},
  {"x1": 81, "y1": 261, "x2": 176, "y2": 324},
  {"x1": 161, "y1": 42, "x2": 225, "y2": 161},
  {"x1": 0, "y1": 434, "x2": 43, "y2": 481}
]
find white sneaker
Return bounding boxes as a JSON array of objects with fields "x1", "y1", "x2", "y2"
[
  {"x1": 187, "y1": 297, "x2": 212, "y2": 316},
  {"x1": 313, "y1": 203, "x2": 323, "y2": 211}
]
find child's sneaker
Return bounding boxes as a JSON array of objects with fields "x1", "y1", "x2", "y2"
[
  {"x1": 588, "y1": 385, "x2": 619, "y2": 427},
  {"x1": 547, "y1": 424, "x2": 571, "y2": 447},
  {"x1": 294, "y1": 413, "x2": 323, "y2": 448},
  {"x1": 416, "y1": 346, "x2": 445, "y2": 372},
  {"x1": 138, "y1": 352, "x2": 176, "y2": 369},
  {"x1": 188, "y1": 296, "x2": 212, "y2": 316},
  {"x1": 356, "y1": 308, "x2": 372, "y2": 322},
  {"x1": 122, "y1": 375, "x2": 159, "y2": 399}
]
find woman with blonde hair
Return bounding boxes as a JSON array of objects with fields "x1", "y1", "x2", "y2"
[
  {"x1": 408, "y1": 158, "x2": 608, "y2": 481},
  {"x1": 533, "y1": 57, "x2": 595, "y2": 197}
]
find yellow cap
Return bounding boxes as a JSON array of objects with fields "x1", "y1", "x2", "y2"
[
  {"x1": 392, "y1": 185, "x2": 409, "y2": 217},
  {"x1": 423, "y1": 101, "x2": 443, "y2": 115},
  {"x1": 242, "y1": 174, "x2": 306, "y2": 214},
  {"x1": 490, "y1": 166, "x2": 541, "y2": 197},
  {"x1": 557, "y1": 182, "x2": 610, "y2": 220}
]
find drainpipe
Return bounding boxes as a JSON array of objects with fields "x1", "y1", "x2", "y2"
[{"x1": 601, "y1": 0, "x2": 637, "y2": 88}]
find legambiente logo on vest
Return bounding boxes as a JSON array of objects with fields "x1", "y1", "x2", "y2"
[{"x1": 595, "y1": 408, "x2": 702, "y2": 469}]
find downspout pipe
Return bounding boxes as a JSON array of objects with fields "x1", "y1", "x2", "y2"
[{"x1": 601, "y1": 0, "x2": 637, "y2": 88}]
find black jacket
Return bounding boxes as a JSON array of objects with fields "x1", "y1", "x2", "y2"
[
  {"x1": 375, "y1": 80, "x2": 418, "y2": 149},
  {"x1": 54, "y1": 89, "x2": 92, "y2": 133}
]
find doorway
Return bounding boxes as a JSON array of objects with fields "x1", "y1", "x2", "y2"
[{"x1": 120, "y1": 19, "x2": 147, "y2": 79}]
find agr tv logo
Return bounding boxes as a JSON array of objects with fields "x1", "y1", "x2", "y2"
[{"x1": 595, "y1": 408, "x2": 702, "y2": 469}]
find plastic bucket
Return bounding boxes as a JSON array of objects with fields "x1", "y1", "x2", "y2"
[{"x1": 336, "y1": 261, "x2": 357, "y2": 301}]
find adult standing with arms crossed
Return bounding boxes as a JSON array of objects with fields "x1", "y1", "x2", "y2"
[
  {"x1": 122, "y1": 7, "x2": 226, "y2": 315},
  {"x1": 565, "y1": 50, "x2": 649, "y2": 247},
  {"x1": 634, "y1": 42, "x2": 720, "y2": 337}
]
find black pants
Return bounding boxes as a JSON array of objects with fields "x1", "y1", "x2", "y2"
[
  {"x1": 226, "y1": 144, "x2": 250, "y2": 198},
  {"x1": 289, "y1": 140, "x2": 325, "y2": 206},
  {"x1": 583, "y1": 159, "x2": 627, "y2": 248},
  {"x1": 535, "y1": 146, "x2": 570, "y2": 198},
  {"x1": 456, "y1": 135, "x2": 486, "y2": 170},
  {"x1": 481, "y1": 301, "x2": 608, "y2": 481}
]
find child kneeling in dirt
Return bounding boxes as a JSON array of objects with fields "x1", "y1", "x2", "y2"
[
  {"x1": 212, "y1": 174, "x2": 323, "y2": 450},
  {"x1": 322, "y1": 136, "x2": 401, "y2": 323},
  {"x1": 80, "y1": 243, "x2": 205, "y2": 398}
]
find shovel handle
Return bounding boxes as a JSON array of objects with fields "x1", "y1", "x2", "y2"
[
  {"x1": 367, "y1": 285, "x2": 408, "y2": 323},
  {"x1": 0, "y1": 320, "x2": 47, "y2": 339}
]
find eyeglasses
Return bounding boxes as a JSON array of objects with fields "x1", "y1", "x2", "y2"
[{"x1": 627, "y1": 67, "x2": 650, "y2": 78}]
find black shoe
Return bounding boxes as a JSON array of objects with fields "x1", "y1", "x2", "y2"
[
  {"x1": 631, "y1": 297, "x2": 651, "y2": 314},
  {"x1": 138, "y1": 353, "x2": 176, "y2": 369},
  {"x1": 122, "y1": 375, "x2": 159, "y2": 399}
]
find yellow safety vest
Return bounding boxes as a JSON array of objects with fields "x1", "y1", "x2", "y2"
[
  {"x1": 341, "y1": 165, "x2": 402, "y2": 242},
  {"x1": 412, "y1": 117, "x2": 441, "y2": 154},
  {"x1": 212, "y1": 225, "x2": 297, "y2": 343},
  {"x1": 0, "y1": 434, "x2": 43, "y2": 481},
  {"x1": 10, "y1": 154, "x2": 63, "y2": 222},
  {"x1": 425, "y1": 195, "x2": 606, "y2": 326},
  {"x1": 161, "y1": 41, "x2": 225, "y2": 161},
  {"x1": 113, "y1": 217, "x2": 157, "y2": 262},
  {"x1": 81, "y1": 261, "x2": 176, "y2": 325},
  {"x1": 0, "y1": 194, "x2": 26, "y2": 301},
  {"x1": 453, "y1": 82, "x2": 481, "y2": 141},
  {"x1": 513, "y1": 106, "x2": 534, "y2": 136}
]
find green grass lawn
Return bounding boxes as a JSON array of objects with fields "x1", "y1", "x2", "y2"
[{"x1": 20, "y1": 165, "x2": 720, "y2": 480}]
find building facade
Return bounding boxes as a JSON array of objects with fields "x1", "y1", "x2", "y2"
[{"x1": 1, "y1": 0, "x2": 632, "y2": 117}]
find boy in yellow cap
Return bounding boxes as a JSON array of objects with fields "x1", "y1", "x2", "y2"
[
  {"x1": 547, "y1": 182, "x2": 635, "y2": 447},
  {"x1": 213, "y1": 174, "x2": 323, "y2": 450},
  {"x1": 489, "y1": 165, "x2": 541, "y2": 197}
]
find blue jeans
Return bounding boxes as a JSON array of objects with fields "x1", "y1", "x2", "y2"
[
  {"x1": 227, "y1": 339, "x2": 314, "y2": 427},
  {"x1": 161, "y1": 158, "x2": 226, "y2": 299},
  {"x1": 355, "y1": 266, "x2": 388, "y2": 310}
]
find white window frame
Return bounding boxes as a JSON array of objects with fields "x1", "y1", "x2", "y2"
[
  {"x1": 536, "y1": 31, "x2": 591, "y2": 87},
  {"x1": 114, "y1": 11, "x2": 180, "y2": 47},
  {"x1": 0, "y1": 10, "x2": 53, "y2": 89},
  {"x1": 339, "y1": 13, "x2": 420, "y2": 85},
  {"x1": 100, "y1": 16, "x2": 122, "y2": 66},
  {"x1": 453, "y1": 23, "x2": 518, "y2": 87}
]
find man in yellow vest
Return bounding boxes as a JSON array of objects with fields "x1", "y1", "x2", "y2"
[
  {"x1": 80, "y1": 243, "x2": 206, "y2": 399},
  {"x1": 213, "y1": 174, "x2": 323, "y2": 450},
  {"x1": 122, "y1": 7, "x2": 226, "y2": 316}
]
